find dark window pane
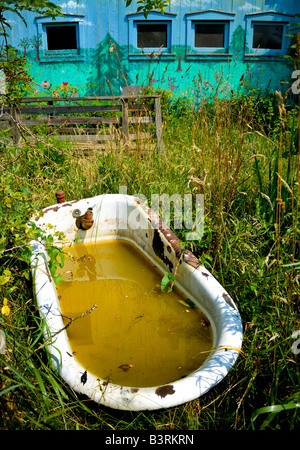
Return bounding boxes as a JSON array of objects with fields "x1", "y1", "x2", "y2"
[
  {"x1": 46, "y1": 25, "x2": 77, "y2": 50},
  {"x1": 195, "y1": 23, "x2": 225, "y2": 48},
  {"x1": 137, "y1": 24, "x2": 168, "y2": 48},
  {"x1": 253, "y1": 24, "x2": 283, "y2": 49}
]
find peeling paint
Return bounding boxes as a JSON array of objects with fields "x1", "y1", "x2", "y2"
[
  {"x1": 152, "y1": 228, "x2": 174, "y2": 272},
  {"x1": 80, "y1": 370, "x2": 87, "y2": 385},
  {"x1": 137, "y1": 199, "x2": 202, "y2": 271}
]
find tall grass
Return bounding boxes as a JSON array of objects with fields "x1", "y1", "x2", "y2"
[{"x1": 0, "y1": 78, "x2": 299, "y2": 429}]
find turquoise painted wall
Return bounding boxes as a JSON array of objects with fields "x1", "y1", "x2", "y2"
[{"x1": 2, "y1": 0, "x2": 299, "y2": 98}]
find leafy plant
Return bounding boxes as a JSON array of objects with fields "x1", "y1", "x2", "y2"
[
  {"x1": 0, "y1": 46, "x2": 33, "y2": 105},
  {"x1": 160, "y1": 271, "x2": 175, "y2": 293},
  {"x1": 0, "y1": 0, "x2": 62, "y2": 35},
  {"x1": 125, "y1": 0, "x2": 170, "y2": 17},
  {"x1": 28, "y1": 221, "x2": 66, "y2": 285}
]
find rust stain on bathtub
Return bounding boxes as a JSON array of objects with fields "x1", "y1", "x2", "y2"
[
  {"x1": 222, "y1": 293, "x2": 237, "y2": 310},
  {"x1": 155, "y1": 385, "x2": 175, "y2": 398},
  {"x1": 135, "y1": 198, "x2": 202, "y2": 270},
  {"x1": 35, "y1": 200, "x2": 79, "y2": 220}
]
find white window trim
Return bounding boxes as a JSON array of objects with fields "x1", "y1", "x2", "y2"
[
  {"x1": 245, "y1": 11, "x2": 294, "y2": 58},
  {"x1": 127, "y1": 10, "x2": 177, "y2": 59},
  {"x1": 35, "y1": 14, "x2": 85, "y2": 62},
  {"x1": 185, "y1": 9, "x2": 235, "y2": 59}
]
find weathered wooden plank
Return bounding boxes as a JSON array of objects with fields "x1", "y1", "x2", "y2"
[
  {"x1": 3, "y1": 104, "x2": 153, "y2": 115},
  {"x1": 20, "y1": 95, "x2": 160, "y2": 103},
  {"x1": 129, "y1": 132, "x2": 155, "y2": 140},
  {"x1": 47, "y1": 128, "x2": 97, "y2": 134},
  {"x1": 47, "y1": 132, "x2": 155, "y2": 142},
  {"x1": 48, "y1": 134, "x2": 115, "y2": 142},
  {"x1": 21, "y1": 116, "x2": 121, "y2": 126},
  {"x1": 50, "y1": 128, "x2": 120, "y2": 135},
  {"x1": 129, "y1": 116, "x2": 154, "y2": 124},
  {"x1": 16, "y1": 104, "x2": 123, "y2": 115}
]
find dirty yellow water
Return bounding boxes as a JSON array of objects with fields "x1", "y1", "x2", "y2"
[{"x1": 57, "y1": 239, "x2": 213, "y2": 387}]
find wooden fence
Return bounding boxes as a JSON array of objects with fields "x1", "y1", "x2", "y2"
[{"x1": 0, "y1": 95, "x2": 164, "y2": 151}]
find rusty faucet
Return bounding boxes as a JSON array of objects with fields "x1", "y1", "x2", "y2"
[
  {"x1": 76, "y1": 207, "x2": 94, "y2": 231},
  {"x1": 56, "y1": 190, "x2": 65, "y2": 203}
]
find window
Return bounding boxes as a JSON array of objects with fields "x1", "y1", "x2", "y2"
[
  {"x1": 252, "y1": 23, "x2": 283, "y2": 50},
  {"x1": 127, "y1": 11, "x2": 177, "y2": 60},
  {"x1": 137, "y1": 23, "x2": 168, "y2": 49},
  {"x1": 46, "y1": 24, "x2": 78, "y2": 51},
  {"x1": 245, "y1": 11, "x2": 293, "y2": 58},
  {"x1": 194, "y1": 22, "x2": 225, "y2": 48},
  {"x1": 185, "y1": 10, "x2": 235, "y2": 59},
  {"x1": 35, "y1": 14, "x2": 85, "y2": 62}
]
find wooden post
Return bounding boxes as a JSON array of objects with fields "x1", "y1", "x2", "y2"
[
  {"x1": 11, "y1": 106, "x2": 21, "y2": 145},
  {"x1": 154, "y1": 96, "x2": 164, "y2": 152},
  {"x1": 121, "y1": 98, "x2": 129, "y2": 149}
]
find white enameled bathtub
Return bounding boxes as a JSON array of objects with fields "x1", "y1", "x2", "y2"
[{"x1": 30, "y1": 194, "x2": 243, "y2": 411}]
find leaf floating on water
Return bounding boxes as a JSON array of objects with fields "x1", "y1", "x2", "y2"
[{"x1": 178, "y1": 299, "x2": 190, "y2": 308}]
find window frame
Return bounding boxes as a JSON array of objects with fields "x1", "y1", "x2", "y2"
[
  {"x1": 245, "y1": 11, "x2": 293, "y2": 58},
  {"x1": 45, "y1": 22, "x2": 79, "y2": 51},
  {"x1": 35, "y1": 14, "x2": 85, "y2": 63},
  {"x1": 185, "y1": 10, "x2": 235, "y2": 59},
  {"x1": 127, "y1": 10, "x2": 177, "y2": 60}
]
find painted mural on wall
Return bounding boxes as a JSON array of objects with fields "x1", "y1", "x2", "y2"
[
  {"x1": 86, "y1": 33, "x2": 132, "y2": 96},
  {"x1": 1, "y1": 0, "x2": 298, "y2": 98}
]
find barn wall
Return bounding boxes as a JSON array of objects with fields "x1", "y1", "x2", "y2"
[{"x1": 2, "y1": 0, "x2": 298, "y2": 98}]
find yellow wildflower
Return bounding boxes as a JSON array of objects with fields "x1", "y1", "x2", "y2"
[{"x1": 1, "y1": 298, "x2": 10, "y2": 316}]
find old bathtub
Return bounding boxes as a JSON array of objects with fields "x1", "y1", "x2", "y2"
[{"x1": 30, "y1": 193, "x2": 243, "y2": 411}]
